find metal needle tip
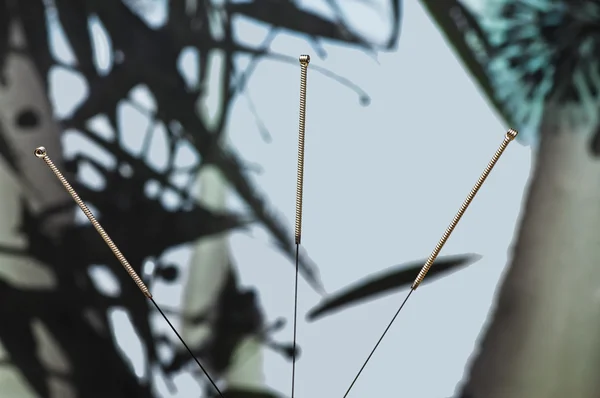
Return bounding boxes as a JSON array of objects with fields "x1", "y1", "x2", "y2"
[
  {"x1": 506, "y1": 128, "x2": 518, "y2": 141},
  {"x1": 34, "y1": 147, "x2": 47, "y2": 158},
  {"x1": 299, "y1": 54, "x2": 310, "y2": 66}
]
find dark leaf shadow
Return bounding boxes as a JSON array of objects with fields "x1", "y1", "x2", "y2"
[{"x1": 307, "y1": 253, "x2": 482, "y2": 321}]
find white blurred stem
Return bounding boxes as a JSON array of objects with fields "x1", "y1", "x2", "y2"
[
  {"x1": 181, "y1": 163, "x2": 267, "y2": 390},
  {"x1": 180, "y1": 14, "x2": 267, "y2": 390},
  {"x1": 461, "y1": 103, "x2": 600, "y2": 398},
  {"x1": 0, "y1": 20, "x2": 75, "y2": 398}
]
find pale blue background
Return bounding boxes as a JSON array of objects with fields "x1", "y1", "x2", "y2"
[{"x1": 47, "y1": 0, "x2": 532, "y2": 397}]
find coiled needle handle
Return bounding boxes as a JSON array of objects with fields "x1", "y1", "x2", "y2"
[
  {"x1": 295, "y1": 54, "x2": 310, "y2": 245},
  {"x1": 34, "y1": 146, "x2": 150, "y2": 297},
  {"x1": 411, "y1": 128, "x2": 518, "y2": 289}
]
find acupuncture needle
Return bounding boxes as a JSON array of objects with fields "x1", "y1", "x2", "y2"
[
  {"x1": 33, "y1": 146, "x2": 224, "y2": 398},
  {"x1": 291, "y1": 54, "x2": 310, "y2": 398},
  {"x1": 341, "y1": 128, "x2": 519, "y2": 397}
]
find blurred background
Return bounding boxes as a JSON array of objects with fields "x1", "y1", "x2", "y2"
[{"x1": 1, "y1": 0, "x2": 596, "y2": 397}]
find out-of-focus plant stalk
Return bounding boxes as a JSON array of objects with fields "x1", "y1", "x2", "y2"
[
  {"x1": 0, "y1": 20, "x2": 75, "y2": 398},
  {"x1": 180, "y1": 2, "x2": 267, "y2": 390},
  {"x1": 461, "y1": 104, "x2": 600, "y2": 398}
]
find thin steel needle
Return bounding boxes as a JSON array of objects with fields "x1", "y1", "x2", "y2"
[
  {"x1": 341, "y1": 128, "x2": 519, "y2": 397},
  {"x1": 291, "y1": 54, "x2": 310, "y2": 398},
  {"x1": 33, "y1": 146, "x2": 224, "y2": 398}
]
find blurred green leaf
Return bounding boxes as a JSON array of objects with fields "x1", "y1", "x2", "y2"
[{"x1": 419, "y1": 1, "x2": 515, "y2": 128}]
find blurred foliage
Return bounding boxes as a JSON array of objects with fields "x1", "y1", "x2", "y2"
[
  {"x1": 0, "y1": 0, "x2": 484, "y2": 396},
  {"x1": 420, "y1": 0, "x2": 600, "y2": 147},
  {"x1": 419, "y1": 1, "x2": 514, "y2": 128},
  {"x1": 0, "y1": 0, "x2": 409, "y2": 396}
]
